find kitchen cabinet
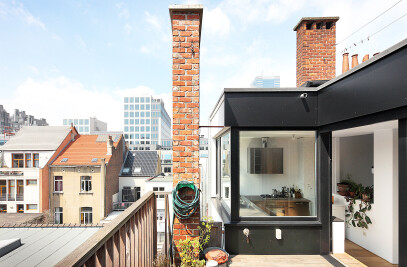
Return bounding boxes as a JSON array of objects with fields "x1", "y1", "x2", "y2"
[{"x1": 246, "y1": 196, "x2": 311, "y2": 216}]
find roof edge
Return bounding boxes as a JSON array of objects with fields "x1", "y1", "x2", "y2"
[
  {"x1": 293, "y1": 16, "x2": 339, "y2": 31},
  {"x1": 169, "y1": 4, "x2": 204, "y2": 45},
  {"x1": 317, "y1": 37, "x2": 407, "y2": 91}
]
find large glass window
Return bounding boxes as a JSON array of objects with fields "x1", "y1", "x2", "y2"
[
  {"x1": 220, "y1": 133, "x2": 231, "y2": 211},
  {"x1": 239, "y1": 131, "x2": 316, "y2": 217}
]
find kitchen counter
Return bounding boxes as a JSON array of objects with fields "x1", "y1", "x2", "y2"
[{"x1": 242, "y1": 195, "x2": 311, "y2": 216}]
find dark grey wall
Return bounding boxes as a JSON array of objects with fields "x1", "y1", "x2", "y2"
[{"x1": 225, "y1": 225, "x2": 321, "y2": 255}]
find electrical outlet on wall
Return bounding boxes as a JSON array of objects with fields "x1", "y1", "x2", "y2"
[{"x1": 276, "y1": 228, "x2": 282, "y2": 239}]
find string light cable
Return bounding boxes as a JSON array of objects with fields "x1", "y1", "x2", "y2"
[
  {"x1": 336, "y1": 0, "x2": 403, "y2": 46},
  {"x1": 338, "y1": 12, "x2": 407, "y2": 55}
]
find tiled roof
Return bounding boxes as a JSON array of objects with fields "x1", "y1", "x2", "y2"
[
  {"x1": 121, "y1": 151, "x2": 158, "y2": 177},
  {"x1": 52, "y1": 134, "x2": 122, "y2": 166}
]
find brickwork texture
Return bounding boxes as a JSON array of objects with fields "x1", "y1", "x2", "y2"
[
  {"x1": 295, "y1": 18, "x2": 338, "y2": 87},
  {"x1": 170, "y1": 5, "x2": 203, "y2": 262}
]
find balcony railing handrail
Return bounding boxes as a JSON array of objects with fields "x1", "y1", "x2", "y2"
[{"x1": 56, "y1": 191, "x2": 157, "y2": 267}]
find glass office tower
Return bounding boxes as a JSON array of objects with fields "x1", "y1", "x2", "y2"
[{"x1": 123, "y1": 95, "x2": 171, "y2": 150}]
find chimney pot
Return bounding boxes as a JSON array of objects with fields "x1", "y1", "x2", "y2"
[
  {"x1": 351, "y1": 54, "x2": 359, "y2": 68},
  {"x1": 362, "y1": 54, "x2": 369, "y2": 62},
  {"x1": 342, "y1": 53, "x2": 349, "y2": 73}
]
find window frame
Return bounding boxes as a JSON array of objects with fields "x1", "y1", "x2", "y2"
[
  {"x1": 25, "y1": 153, "x2": 32, "y2": 168},
  {"x1": 231, "y1": 127, "x2": 320, "y2": 223},
  {"x1": 80, "y1": 207, "x2": 93, "y2": 224},
  {"x1": 54, "y1": 176, "x2": 63, "y2": 192},
  {"x1": 26, "y1": 180, "x2": 37, "y2": 186},
  {"x1": 26, "y1": 204, "x2": 38, "y2": 210},
  {"x1": 80, "y1": 176, "x2": 92, "y2": 192},
  {"x1": 33, "y1": 153, "x2": 39, "y2": 168},
  {"x1": 12, "y1": 153, "x2": 24, "y2": 168},
  {"x1": 55, "y1": 207, "x2": 63, "y2": 224}
]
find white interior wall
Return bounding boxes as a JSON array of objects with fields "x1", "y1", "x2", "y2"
[
  {"x1": 339, "y1": 129, "x2": 399, "y2": 264},
  {"x1": 239, "y1": 136, "x2": 315, "y2": 214}
]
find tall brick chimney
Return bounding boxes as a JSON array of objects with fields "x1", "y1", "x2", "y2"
[
  {"x1": 294, "y1": 17, "x2": 339, "y2": 87},
  {"x1": 169, "y1": 4, "x2": 203, "y2": 262}
]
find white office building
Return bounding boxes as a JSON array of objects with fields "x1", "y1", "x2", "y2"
[
  {"x1": 250, "y1": 75, "x2": 280, "y2": 88},
  {"x1": 123, "y1": 95, "x2": 171, "y2": 150},
  {"x1": 62, "y1": 117, "x2": 107, "y2": 134}
]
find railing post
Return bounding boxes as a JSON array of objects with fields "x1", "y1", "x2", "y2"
[
  {"x1": 55, "y1": 192, "x2": 157, "y2": 267},
  {"x1": 153, "y1": 195, "x2": 157, "y2": 263},
  {"x1": 119, "y1": 224, "x2": 126, "y2": 267}
]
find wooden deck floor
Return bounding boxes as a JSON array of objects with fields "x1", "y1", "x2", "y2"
[
  {"x1": 227, "y1": 239, "x2": 399, "y2": 267},
  {"x1": 342, "y1": 239, "x2": 398, "y2": 267},
  {"x1": 228, "y1": 255, "x2": 338, "y2": 266}
]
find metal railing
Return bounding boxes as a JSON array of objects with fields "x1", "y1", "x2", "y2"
[
  {"x1": 16, "y1": 193, "x2": 24, "y2": 201},
  {"x1": 56, "y1": 191, "x2": 157, "y2": 267},
  {"x1": 7, "y1": 194, "x2": 15, "y2": 201}
]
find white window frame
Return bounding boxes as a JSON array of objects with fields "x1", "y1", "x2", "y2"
[
  {"x1": 55, "y1": 207, "x2": 63, "y2": 224},
  {"x1": 80, "y1": 207, "x2": 92, "y2": 224},
  {"x1": 54, "y1": 176, "x2": 63, "y2": 192},
  {"x1": 80, "y1": 176, "x2": 92, "y2": 192}
]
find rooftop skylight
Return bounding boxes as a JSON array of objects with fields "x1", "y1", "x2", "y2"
[{"x1": 60, "y1": 158, "x2": 68, "y2": 162}]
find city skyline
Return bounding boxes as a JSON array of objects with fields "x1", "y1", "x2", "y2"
[{"x1": 0, "y1": 0, "x2": 406, "y2": 131}]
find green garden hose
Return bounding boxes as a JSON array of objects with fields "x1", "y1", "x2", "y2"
[{"x1": 172, "y1": 181, "x2": 200, "y2": 219}]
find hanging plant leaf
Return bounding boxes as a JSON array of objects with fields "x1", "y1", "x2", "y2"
[
  {"x1": 366, "y1": 216, "x2": 372, "y2": 224},
  {"x1": 352, "y1": 220, "x2": 356, "y2": 227}
]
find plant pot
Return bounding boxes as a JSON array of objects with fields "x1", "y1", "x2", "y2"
[
  {"x1": 362, "y1": 194, "x2": 371, "y2": 202},
  {"x1": 337, "y1": 183, "x2": 350, "y2": 196},
  {"x1": 295, "y1": 192, "x2": 302, "y2": 199}
]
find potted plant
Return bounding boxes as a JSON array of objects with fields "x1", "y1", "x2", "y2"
[
  {"x1": 362, "y1": 185, "x2": 373, "y2": 202},
  {"x1": 337, "y1": 175, "x2": 353, "y2": 196}
]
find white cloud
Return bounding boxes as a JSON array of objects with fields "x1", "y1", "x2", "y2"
[
  {"x1": 124, "y1": 23, "x2": 132, "y2": 35},
  {"x1": 204, "y1": 7, "x2": 231, "y2": 37},
  {"x1": 144, "y1": 11, "x2": 162, "y2": 30},
  {"x1": 77, "y1": 36, "x2": 87, "y2": 48},
  {"x1": 0, "y1": 1, "x2": 45, "y2": 29},
  {"x1": 140, "y1": 45, "x2": 150, "y2": 54},
  {"x1": 266, "y1": 0, "x2": 306, "y2": 23},
  {"x1": 0, "y1": 76, "x2": 172, "y2": 132},
  {"x1": 115, "y1": 2, "x2": 130, "y2": 19}
]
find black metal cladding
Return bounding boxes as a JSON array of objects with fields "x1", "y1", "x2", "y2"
[
  {"x1": 318, "y1": 45, "x2": 407, "y2": 125},
  {"x1": 222, "y1": 44, "x2": 407, "y2": 128},
  {"x1": 224, "y1": 92, "x2": 318, "y2": 127}
]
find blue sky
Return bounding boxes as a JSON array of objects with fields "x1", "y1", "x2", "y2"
[{"x1": 0, "y1": 0, "x2": 406, "y2": 131}]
